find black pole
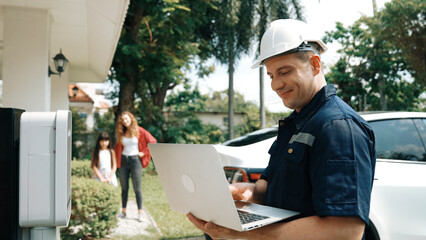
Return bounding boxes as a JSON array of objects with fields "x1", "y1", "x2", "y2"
[{"x1": 0, "y1": 108, "x2": 24, "y2": 239}]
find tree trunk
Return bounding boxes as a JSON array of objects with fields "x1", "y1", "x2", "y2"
[
  {"x1": 378, "y1": 79, "x2": 387, "y2": 110},
  {"x1": 115, "y1": 74, "x2": 137, "y2": 120},
  {"x1": 228, "y1": 58, "x2": 234, "y2": 140},
  {"x1": 259, "y1": 66, "x2": 265, "y2": 128}
]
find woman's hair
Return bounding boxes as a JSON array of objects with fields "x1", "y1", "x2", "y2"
[
  {"x1": 115, "y1": 111, "x2": 140, "y2": 143},
  {"x1": 91, "y1": 131, "x2": 112, "y2": 168}
]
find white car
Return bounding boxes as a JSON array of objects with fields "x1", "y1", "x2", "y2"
[{"x1": 215, "y1": 112, "x2": 426, "y2": 240}]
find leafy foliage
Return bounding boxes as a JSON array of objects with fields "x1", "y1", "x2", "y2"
[
  {"x1": 323, "y1": 8, "x2": 423, "y2": 111},
  {"x1": 162, "y1": 112, "x2": 226, "y2": 144},
  {"x1": 71, "y1": 160, "x2": 92, "y2": 178},
  {"x1": 110, "y1": 0, "x2": 217, "y2": 118},
  {"x1": 165, "y1": 84, "x2": 208, "y2": 112},
  {"x1": 162, "y1": 85, "x2": 226, "y2": 143},
  {"x1": 208, "y1": 0, "x2": 304, "y2": 138},
  {"x1": 71, "y1": 108, "x2": 92, "y2": 160},
  {"x1": 94, "y1": 109, "x2": 116, "y2": 143},
  {"x1": 109, "y1": 0, "x2": 306, "y2": 141},
  {"x1": 378, "y1": 0, "x2": 426, "y2": 86},
  {"x1": 61, "y1": 162, "x2": 120, "y2": 240},
  {"x1": 162, "y1": 85, "x2": 281, "y2": 142}
]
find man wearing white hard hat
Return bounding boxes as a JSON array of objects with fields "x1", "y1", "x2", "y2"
[{"x1": 188, "y1": 19, "x2": 376, "y2": 240}]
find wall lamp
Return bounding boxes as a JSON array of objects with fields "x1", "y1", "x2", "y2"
[{"x1": 48, "y1": 49, "x2": 68, "y2": 77}]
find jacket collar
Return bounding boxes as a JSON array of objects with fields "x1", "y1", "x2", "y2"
[{"x1": 287, "y1": 84, "x2": 336, "y2": 130}]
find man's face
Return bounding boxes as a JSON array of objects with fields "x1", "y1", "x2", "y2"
[{"x1": 266, "y1": 53, "x2": 317, "y2": 112}]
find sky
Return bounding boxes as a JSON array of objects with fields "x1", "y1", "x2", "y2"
[{"x1": 186, "y1": 0, "x2": 391, "y2": 113}]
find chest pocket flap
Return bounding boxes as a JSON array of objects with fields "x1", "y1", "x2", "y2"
[{"x1": 286, "y1": 132, "x2": 314, "y2": 164}]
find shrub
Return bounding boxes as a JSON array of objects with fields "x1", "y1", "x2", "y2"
[
  {"x1": 61, "y1": 176, "x2": 120, "y2": 239},
  {"x1": 72, "y1": 159, "x2": 92, "y2": 178}
]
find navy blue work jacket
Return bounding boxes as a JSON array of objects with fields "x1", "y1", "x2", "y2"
[{"x1": 261, "y1": 84, "x2": 376, "y2": 224}]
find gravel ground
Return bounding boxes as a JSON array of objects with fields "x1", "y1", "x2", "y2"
[
  {"x1": 111, "y1": 199, "x2": 160, "y2": 237},
  {"x1": 110, "y1": 199, "x2": 205, "y2": 240}
]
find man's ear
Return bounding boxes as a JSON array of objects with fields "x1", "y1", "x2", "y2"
[{"x1": 310, "y1": 55, "x2": 321, "y2": 76}]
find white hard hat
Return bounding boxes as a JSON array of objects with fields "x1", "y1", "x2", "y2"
[{"x1": 252, "y1": 19, "x2": 327, "y2": 69}]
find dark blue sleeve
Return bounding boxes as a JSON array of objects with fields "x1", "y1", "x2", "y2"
[{"x1": 310, "y1": 118, "x2": 375, "y2": 224}]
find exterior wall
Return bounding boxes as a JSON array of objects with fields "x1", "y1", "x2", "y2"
[
  {"x1": 163, "y1": 111, "x2": 246, "y2": 130},
  {"x1": 196, "y1": 112, "x2": 246, "y2": 130},
  {"x1": 2, "y1": 7, "x2": 51, "y2": 111},
  {"x1": 51, "y1": 73, "x2": 70, "y2": 111}
]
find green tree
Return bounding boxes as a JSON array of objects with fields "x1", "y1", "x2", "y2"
[
  {"x1": 165, "y1": 84, "x2": 207, "y2": 112},
  {"x1": 70, "y1": 108, "x2": 90, "y2": 160},
  {"x1": 93, "y1": 110, "x2": 116, "y2": 142},
  {"x1": 110, "y1": 0, "x2": 216, "y2": 121},
  {"x1": 205, "y1": 89, "x2": 288, "y2": 136},
  {"x1": 163, "y1": 85, "x2": 226, "y2": 143},
  {"x1": 324, "y1": 17, "x2": 422, "y2": 111},
  {"x1": 210, "y1": 0, "x2": 304, "y2": 139},
  {"x1": 209, "y1": 0, "x2": 255, "y2": 139},
  {"x1": 378, "y1": 0, "x2": 426, "y2": 87}
]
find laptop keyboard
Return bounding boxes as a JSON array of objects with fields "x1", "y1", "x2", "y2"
[{"x1": 238, "y1": 210, "x2": 269, "y2": 224}]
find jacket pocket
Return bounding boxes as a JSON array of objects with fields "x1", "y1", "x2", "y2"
[
  {"x1": 283, "y1": 142, "x2": 308, "y2": 197},
  {"x1": 286, "y1": 142, "x2": 307, "y2": 164}
]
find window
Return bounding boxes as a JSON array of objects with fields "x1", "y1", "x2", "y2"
[
  {"x1": 78, "y1": 112, "x2": 87, "y2": 119},
  {"x1": 369, "y1": 119, "x2": 426, "y2": 161}
]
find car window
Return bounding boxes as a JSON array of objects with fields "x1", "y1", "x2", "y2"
[
  {"x1": 369, "y1": 119, "x2": 426, "y2": 161},
  {"x1": 222, "y1": 126, "x2": 278, "y2": 146},
  {"x1": 416, "y1": 119, "x2": 426, "y2": 143},
  {"x1": 414, "y1": 119, "x2": 426, "y2": 157}
]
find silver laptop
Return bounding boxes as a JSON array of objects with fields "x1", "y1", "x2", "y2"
[{"x1": 148, "y1": 143, "x2": 299, "y2": 232}]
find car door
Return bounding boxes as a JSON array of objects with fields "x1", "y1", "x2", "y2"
[{"x1": 368, "y1": 118, "x2": 426, "y2": 240}]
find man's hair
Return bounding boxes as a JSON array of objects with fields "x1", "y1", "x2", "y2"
[
  {"x1": 263, "y1": 42, "x2": 322, "y2": 65},
  {"x1": 295, "y1": 42, "x2": 322, "y2": 62},
  {"x1": 295, "y1": 51, "x2": 314, "y2": 63}
]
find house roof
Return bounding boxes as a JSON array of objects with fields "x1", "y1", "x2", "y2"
[
  {"x1": 0, "y1": 0, "x2": 130, "y2": 83},
  {"x1": 75, "y1": 82, "x2": 112, "y2": 108},
  {"x1": 69, "y1": 84, "x2": 94, "y2": 103}
]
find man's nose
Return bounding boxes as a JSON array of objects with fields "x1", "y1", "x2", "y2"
[{"x1": 271, "y1": 77, "x2": 283, "y2": 92}]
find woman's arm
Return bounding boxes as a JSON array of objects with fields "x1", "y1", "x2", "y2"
[
  {"x1": 138, "y1": 126, "x2": 157, "y2": 167},
  {"x1": 114, "y1": 142, "x2": 122, "y2": 168}
]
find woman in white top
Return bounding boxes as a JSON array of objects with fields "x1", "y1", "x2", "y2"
[
  {"x1": 91, "y1": 131, "x2": 118, "y2": 186},
  {"x1": 114, "y1": 111, "x2": 157, "y2": 222}
]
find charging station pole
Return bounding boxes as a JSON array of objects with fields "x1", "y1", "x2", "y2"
[
  {"x1": 0, "y1": 108, "x2": 24, "y2": 239},
  {"x1": 0, "y1": 108, "x2": 72, "y2": 240}
]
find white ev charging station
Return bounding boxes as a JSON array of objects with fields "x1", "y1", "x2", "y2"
[{"x1": 19, "y1": 110, "x2": 72, "y2": 240}]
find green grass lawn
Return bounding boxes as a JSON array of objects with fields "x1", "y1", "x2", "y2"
[
  {"x1": 143, "y1": 173, "x2": 204, "y2": 239},
  {"x1": 112, "y1": 165, "x2": 204, "y2": 240}
]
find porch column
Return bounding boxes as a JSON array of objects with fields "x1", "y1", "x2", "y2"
[{"x1": 2, "y1": 6, "x2": 51, "y2": 111}]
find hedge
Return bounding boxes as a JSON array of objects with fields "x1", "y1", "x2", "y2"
[
  {"x1": 71, "y1": 159, "x2": 93, "y2": 178},
  {"x1": 61, "y1": 160, "x2": 120, "y2": 239}
]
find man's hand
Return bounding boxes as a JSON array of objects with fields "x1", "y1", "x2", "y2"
[
  {"x1": 229, "y1": 183, "x2": 255, "y2": 201},
  {"x1": 186, "y1": 213, "x2": 243, "y2": 240},
  {"x1": 229, "y1": 179, "x2": 267, "y2": 204}
]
